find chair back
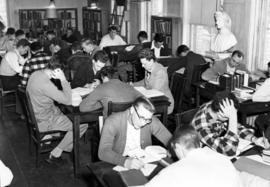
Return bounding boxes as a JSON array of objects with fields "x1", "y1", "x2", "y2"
[
  {"x1": 107, "y1": 101, "x2": 133, "y2": 116},
  {"x1": 175, "y1": 107, "x2": 199, "y2": 127},
  {"x1": 170, "y1": 72, "x2": 187, "y2": 113},
  {"x1": 191, "y1": 62, "x2": 210, "y2": 83},
  {"x1": 17, "y1": 87, "x2": 41, "y2": 141}
]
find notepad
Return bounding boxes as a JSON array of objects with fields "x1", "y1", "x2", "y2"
[
  {"x1": 134, "y1": 87, "x2": 164, "y2": 98},
  {"x1": 72, "y1": 87, "x2": 92, "y2": 96}
]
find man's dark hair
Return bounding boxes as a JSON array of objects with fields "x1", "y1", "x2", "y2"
[
  {"x1": 137, "y1": 31, "x2": 148, "y2": 40},
  {"x1": 211, "y1": 91, "x2": 239, "y2": 112},
  {"x1": 99, "y1": 66, "x2": 117, "y2": 79},
  {"x1": 133, "y1": 96, "x2": 155, "y2": 113},
  {"x1": 93, "y1": 50, "x2": 109, "y2": 63},
  {"x1": 15, "y1": 29, "x2": 25, "y2": 37},
  {"x1": 108, "y1": 25, "x2": 118, "y2": 32},
  {"x1": 47, "y1": 30, "x2": 56, "y2": 36},
  {"x1": 171, "y1": 125, "x2": 200, "y2": 150},
  {"x1": 49, "y1": 38, "x2": 65, "y2": 49},
  {"x1": 177, "y1": 45, "x2": 189, "y2": 56},
  {"x1": 81, "y1": 38, "x2": 96, "y2": 46},
  {"x1": 138, "y1": 48, "x2": 156, "y2": 61},
  {"x1": 47, "y1": 55, "x2": 63, "y2": 70},
  {"x1": 6, "y1": 27, "x2": 15, "y2": 35},
  {"x1": 16, "y1": 39, "x2": 30, "y2": 48},
  {"x1": 71, "y1": 41, "x2": 82, "y2": 51},
  {"x1": 232, "y1": 50, "x2": 244, "y2": 58},
  {"x1": 268, "y1": 61, "x2": 270, "y2": 67},
  {"x1": 153, "y1": 33, "x2": 165, "y2": 43},
  {"x1": 30, "y1": 41, "x2": 42, "y2": 52}
]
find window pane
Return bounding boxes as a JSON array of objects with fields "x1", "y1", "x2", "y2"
[{"x1": 0, "y1": 0, "x2": 8, "y2": 28}]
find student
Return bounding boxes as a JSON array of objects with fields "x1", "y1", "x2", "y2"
[
  {"x1": 26, "y1": 57, "x2": 88, "y2": 163},
  {"x1": 98, "y1": 96, "x2": 172, "y2": 168},
  {"x1": 191, "y1": 91, "x2": 268, "y2": 156},
  {"x1": 20, "y1": 41, "x2": 51, "y2": 87},
  {"x1": 202, "y1": 50, "x2": 248, "y2": 82},
  {"x1": 144, "y1": 125, "x2": 243, "y2": 187},
  {"x1": 99, "y1": 25, "x2": 126, "y2": 49},
  {"x1": 144, "y1": 33, "x2": 171, "y2": 57},
  {"x1": 80, "y1": 66, "x2": 141, "y2": 117},
  {"x1": 0, "y1": 39, "x2": 30, "y2": 90},
  {"x1": 134, "y1": 48, "x2": 174, "y2": 114},
  {"x1": 81, "y1": 38, "x2": 101, "y2": 57},
  {"x1": 71, "y1": 50, "x2": 108, "y2": 88}
]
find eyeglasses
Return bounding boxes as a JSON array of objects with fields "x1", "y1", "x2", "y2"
[{"x1": 133, "y1": 106, "x2": 152, "y2": 124}]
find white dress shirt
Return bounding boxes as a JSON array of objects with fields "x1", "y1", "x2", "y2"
[
  {"x1": 99, "y1": 34, "x2": 126, "y2": 49},
  {"x1": 144, "y1": 148, "x2": 243, "y2": 187},
  {"x1": 252, "y1": 78, "x2": 270, "y2": 102},
  {"x1": 0, "y1": 49, "x2": 27, "y2": 76},
  {"x1": 0, "y1": 160, "x2": 13, "y2": 187},
  {"x1": 123, "y1": 121, "x2": 141, "y2": 157},
  {"x1": 151, "y1": 41, "x2": 164, "y2": 58}
]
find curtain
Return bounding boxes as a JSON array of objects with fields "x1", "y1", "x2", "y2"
[
  {"x1": 247, "y1": 0, "x2": 268, "y2": 71},
  {"x1": 0, "y1": 0, "x2": 8, "y2": 28}
]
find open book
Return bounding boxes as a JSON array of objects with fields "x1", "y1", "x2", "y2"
[{"x1": 134, "y1": 87, "x2": 164, "y2": 98}]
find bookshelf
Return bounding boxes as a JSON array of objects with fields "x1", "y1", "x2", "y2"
[
  {"x1": 151, "y1": 16, "x2": 181, "y2": 54},
  {"x1": 19, "y1": 8, "x2": 78, "y2": 37},
  {"x1": 82, "y1": 7, "x2": 109, "y2": 43}
]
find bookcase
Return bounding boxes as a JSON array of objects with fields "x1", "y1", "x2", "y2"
[
  {"x1": 151, "y1": 16, "x2": 181, "y2": 54},
  {"x1": 19, "y1": 8, "x2": 78, "y2": 37},
  {"x1": 82, "y1": 7, "x2": 109, "y2": 43}
]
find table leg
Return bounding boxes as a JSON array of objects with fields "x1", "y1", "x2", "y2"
[
  {"x1": 162, "y1": 106, "x2": 168, "y2": 126},
  {"x1": 73, "y1": 114, "x2": 80, "y2": 177},
  {"x1": 196, "y1": 87, "x2": 200, "y2": 107}
]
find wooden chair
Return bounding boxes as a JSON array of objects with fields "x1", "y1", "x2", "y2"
[
  {"x1": 0, "y1": 78, "x2": 16, "y2": 121},
  {"x1": 17, "y1": 87, "x2": 66, "y2": 167},
  {"x1": 169, "y1": 72, "x2": 187, "y2": 113},
  {"x1": 175, "y1": 107, "x2": 199, "y2": 128},
  {"x1": 107, "y1": 101, "x2": 134, "y2": 116},
  {"x1": 191, "y1": 62, "x2": 210, "y2": 84}
]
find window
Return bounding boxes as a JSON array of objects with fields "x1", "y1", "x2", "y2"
[
  {"x1": 189, "y1": 24, "x2": 215, "y2": 56},
  {"x1": 0, "y1": 0, "x2": 8, "y2": 28},
  {"x1": 262, "y1": 1, "x2": 270, "y2": 69}
]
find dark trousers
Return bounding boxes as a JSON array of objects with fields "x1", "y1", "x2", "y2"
[
  {"x1": 0, "y1": 75, "x2": 20, "y2": 91},
  {"x1": 255, "y1": 113, "x2": 270, "y2": 142}
]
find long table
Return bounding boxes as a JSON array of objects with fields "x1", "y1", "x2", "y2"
[{"x1": 63, "y1": 95, "x2": 170, "y2": 176}]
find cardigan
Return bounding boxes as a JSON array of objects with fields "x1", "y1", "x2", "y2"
[{"x1": 98, "y1": 110, "x2": 172, "y2": 166}]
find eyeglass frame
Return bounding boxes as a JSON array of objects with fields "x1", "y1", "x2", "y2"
[{"x1": 133, "y1": 106, "x2": 153, "y2": 124}]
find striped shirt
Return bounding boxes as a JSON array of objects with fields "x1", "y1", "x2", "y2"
[{"x1": 20, "y1": 51, "x2": 51, "y2": 87}]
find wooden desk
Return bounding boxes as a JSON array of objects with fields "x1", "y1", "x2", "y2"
[{"x1": 64, "y1": 95, "x2": 170, "y2": 177}]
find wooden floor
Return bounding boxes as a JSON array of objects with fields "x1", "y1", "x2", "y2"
[{"x1": 0, "y1": 107, "x2": 100, "y2": 187}]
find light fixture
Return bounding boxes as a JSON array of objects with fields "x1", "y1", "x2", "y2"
[{"x1": 46, "y1": 0, "x2": 57, "y2": 19}]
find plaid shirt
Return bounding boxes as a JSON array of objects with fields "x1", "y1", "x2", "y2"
[
  {"x1": 20, "y1": 52, "x2": 51, "y2": 87},
  {"x1": 191, "y1": 102, "x2": 254, "y2": 156}
]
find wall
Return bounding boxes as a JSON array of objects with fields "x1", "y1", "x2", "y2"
[{"x1": 7, "y1": 0, "x2": 87, "y2": 32}]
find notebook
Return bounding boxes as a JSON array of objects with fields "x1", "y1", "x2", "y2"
[{"x1": 134, "y1": 87, "x2": 164, "y2": 98}]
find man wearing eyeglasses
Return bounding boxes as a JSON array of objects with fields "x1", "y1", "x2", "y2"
[
  {"x1": 98, "y1": 96, "x2": 172, "y2": 169},
  {"x1": 202, "y1": 50, "x2": 248, "y2": 82}
]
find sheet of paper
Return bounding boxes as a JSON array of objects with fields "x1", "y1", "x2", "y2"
[
  {"x1": 113, "y1": 165, "x2": 129, "y2": 172},
  {"x1": 246, "y1": 155, "x2": 270, "y2": 166},
  {"x1": 236, "y1": 138, "x2": 253, "y2": 156},
  {"x1": 140, "y1": 163, "x2": 157, "y2": 176},
  {"x1": 72, "y1": 87, "x2": 91, "y2": 96},
  {"x1": 134, "y1": 87, "x2": 164, "y2": 98}
]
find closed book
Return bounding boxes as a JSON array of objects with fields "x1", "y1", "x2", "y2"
[{"x1": 119, "y1": 169, "x2": 148, "y2": 186}]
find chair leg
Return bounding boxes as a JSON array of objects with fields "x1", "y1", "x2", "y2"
[
  {"x1": 36, "y1": 145, "x2": 41, "y2": 168},
  {"x1": 0, "y1": 96, "x2": 4, "y2": 121}
]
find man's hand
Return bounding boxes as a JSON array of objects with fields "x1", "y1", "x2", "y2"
[
  {"x1": 253, "y1": 137, "x2": 270, "y2": 149},
  {"x1": 219, "y1": 98, "x2": 238, "y2": 133},
  {"x1": 124, "y1": 157, "x2": 144, "y2": 169},
  {"x1": 52, "y1": 69, "x2": 66, "y2": 81}
]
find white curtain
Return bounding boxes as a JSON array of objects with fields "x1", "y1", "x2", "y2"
[
  {"x1": 0, "y1": 0, "x2": 8, "y2": 28},
  {"x1": 247, "y1": 0, "x2": 268, "y2": 71}
]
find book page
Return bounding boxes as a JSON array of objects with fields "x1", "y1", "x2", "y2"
[{"x1": 134, "y1": 87, "x2": 164, "y2": 98}]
